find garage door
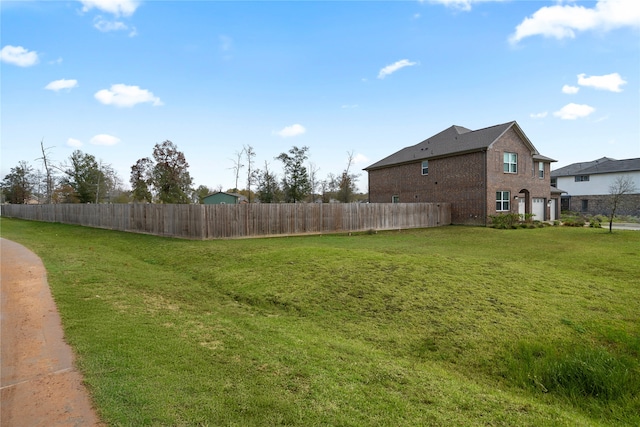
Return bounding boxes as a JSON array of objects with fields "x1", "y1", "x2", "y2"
[{"x1": 532, "y1": 198, "x2": 545, "y2": 221}]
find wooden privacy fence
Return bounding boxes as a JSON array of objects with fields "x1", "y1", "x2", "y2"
[{"x1": 1, "y1": 203, "x2": 451, "y2": 239}]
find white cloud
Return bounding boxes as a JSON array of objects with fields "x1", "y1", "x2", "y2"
[
  {"x1": 94, "y1": 16, "x2": 126, "y2": 31},
  {"x1": 562, "y1": 85, "x2": 579, "y2": 94},
  {"x1": 425, "y1": 0, "x2": 502, "y2": 12},
  {"x1": 378, "y1": 59, "x2": 417, "y2": 79},
  {"x1": 90, "y1": 134, "x2": 121, "y2": 146},
  {"x1": 94, "y1": 84, "x2": 163, "y2": 107},
  {"x1": 530, "y1": 111, "x2": 548, "y2": 119},
  {"x1": 274, "y1": 124, "x2": 306, "y2": 138},
  {"x1": 45, "y1": 79, "x2": 78, "y2": 92},
  {"x1": 67, "y1": 138, "x2": 83, "y2": 148},
  {"x1": 79, "y1": 0, "x2": 139, "y2": 17},
  {"x1": 553, "y1": 103, "x2": 595, "y2": 120},
  {"x1": 577, "y1": 72, "x2": 627, "y2": 92},
  {"x1": 510, "y1": 0, "x2": 640, "y2": 44},
  {"x1": 352, "y1": 153, "x2": 369, "y2": 164},
  {"x1": 0, "y1": 45, "x2": 39, "y2": 67}
]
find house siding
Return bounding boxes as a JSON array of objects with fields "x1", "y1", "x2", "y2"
[
  {"x1": 552, "y1": 162, "x2": 640, "y2": 217},
  {"x1": 555, "y1": 171, "x2": 640, "y2": 196},
  {"x1": 203, "y1": 193, "x2": 239, "y2": 204}
]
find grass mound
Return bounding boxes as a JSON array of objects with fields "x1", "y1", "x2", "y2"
[
  {"x1": 2, "y1": 218, "x2": 639, "y2": 426},
  {"x1": 505, "y1": 341, "x2": 639, "y2": 400}
]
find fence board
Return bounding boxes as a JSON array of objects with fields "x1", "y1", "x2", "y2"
[{"x1": 2, "y1": 203, "x2": 450, "y2": 240}]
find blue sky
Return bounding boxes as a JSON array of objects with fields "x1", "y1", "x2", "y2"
[{"x1": 2, "y1": 0, "x2": 639, "y2": 193}]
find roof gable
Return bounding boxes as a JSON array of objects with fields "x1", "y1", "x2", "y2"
[{"x1": 365, "y1": 121, "x2": 539, "y2": 170}]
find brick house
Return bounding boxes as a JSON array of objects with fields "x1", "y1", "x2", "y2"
[
  {"x1": 364, "y1": 121, "x2": 559, "y2": 225},
  {"x1": 551, "y1": 157, "x2": 640, "y2": 216}
]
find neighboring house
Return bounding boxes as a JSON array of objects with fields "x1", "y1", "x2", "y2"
[
  {"x1": 365, "y1": 121, "x2": 558, "y2": 225},
  {"x1": 202, "y1": 192, "x2": 247, "y2": 205},
  {"x1": 551, "y1": 157, "x2": 640, "y2": 216}
]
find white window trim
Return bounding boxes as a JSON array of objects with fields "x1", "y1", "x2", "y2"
[
  {"x1": 496, "y1": 191, "x2": 510, "y2": 211},
  {"x1": 421, "y1": 160, "x2": 429, "y2": 176},
  {"x1": 504, "y1": 152, "x2": 517, "y2": 174}
]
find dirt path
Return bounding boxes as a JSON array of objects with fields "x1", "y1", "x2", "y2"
[{"x1": 1, "y1": 238, "x2": 103, "y2": 426}]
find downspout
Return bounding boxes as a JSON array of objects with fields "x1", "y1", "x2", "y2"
[{"x1": 483, "y1": 149, "x2": 487, "y2": 226}]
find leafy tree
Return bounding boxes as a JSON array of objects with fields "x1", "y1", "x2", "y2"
[
  {"x1": 130, "y1": 157, "x2": 153, "y2": 202},
  {"x1": 607, "y1": 175, "x2": 638, "y2": 233},
  {"x1": 62, "y1": 150, "x2": 111, "y2": 203},
  {"x1": 276, "y1": 146, "x2": 311, "y2": 203},
  {"x1": 2, "y1": 161, "x2": 36, "y2": 204},
  {"x1": 51, "y1": 183, "x2": 78, "y2": 203},
  {"x1": 256, "y1": 161, "x2": 281, "y2": 203},
  {"x1": 194, "y1": 185, "x2": 212, "y2": 204},
  {"x1": 152, "y1": 140, "x2": 193, "y2": 204}
]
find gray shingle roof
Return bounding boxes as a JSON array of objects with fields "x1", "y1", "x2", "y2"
[
  {"x1": 551, "y1": 157, "x2": 639, "y2": 177},
  {"x1": 364, "y1": 121, "x2": 545, "y2": 170}
]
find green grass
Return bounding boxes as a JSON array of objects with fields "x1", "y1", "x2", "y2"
[{"x1": 2, "y1": 218, "x2": 639, "y2": 426}]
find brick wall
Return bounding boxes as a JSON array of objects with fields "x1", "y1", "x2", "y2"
[
  {"x1": 564, "y1": 194, "x2": 640, "y2": 217},
  {"x1": 368, "y1": 151, "x2": 486, "y2": 225},
  {"x1": 486, "y1": 128, "x2": 551, "y2": 220}
]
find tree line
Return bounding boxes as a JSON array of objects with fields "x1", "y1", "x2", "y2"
[{"x1": 2, "y1": 140, "x2": 365, "y2": 205}]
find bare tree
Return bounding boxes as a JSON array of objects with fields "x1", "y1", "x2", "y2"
[
  {"x1": 607, "y1": 175, "x2": 638, "y2": 232},
  {"x1": 229, "y1": 149, "x2": 245, "y2": 192},
  {"x1": 244, "y1": 145, "x2": 256, "y2": 203},
  {"x1": 307, "y1": 162, "x2": 320, "y2": 202},
  {"x1": 36, "y1": 139, "x2": 56, "y2": 203},
  {"x1": 337, "y1": 151, "x2": 360, "y2": 203}
]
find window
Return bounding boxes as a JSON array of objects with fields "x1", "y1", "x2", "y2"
[
  {"x1": 581, "y1": 199, "x2": 588, "y2": 212},
  {"x1": 551, "y1": 177, "x2": 557, "y2": 187},
  {"x1": 496, "y1": 191, "x2": 510, "y2": 211},
  {"x1": 575, "y1": 175, "x2": 590, "y2": 182},
  {"x1": 392, "y1": 195, "x2": 399, "y2": 203},
  {"x1": 538, "y1": 162, "x2": 544, "y2": 178},
  {"x1": 421, "y1": 160, "x2": 429, "y2": 175},
  {"x1": 504, "y1": 153, "x2": 517, "y2": 173}
]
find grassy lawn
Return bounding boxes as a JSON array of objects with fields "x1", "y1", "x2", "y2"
[{"x1": 1, "y1": 218, "x2": 638, "y2": 426}]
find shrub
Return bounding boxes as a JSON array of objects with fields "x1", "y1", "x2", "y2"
[
  {"x1": 489, "y1": 213, "x2": 521, "y2": 229},
  {"x1": 563, "y1": 218, "x2": 586, "y2": 227}
]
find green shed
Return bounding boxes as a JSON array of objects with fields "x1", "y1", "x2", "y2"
[{"x1": 202, "y1": 192, "x2": 247, "y2": 205}]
